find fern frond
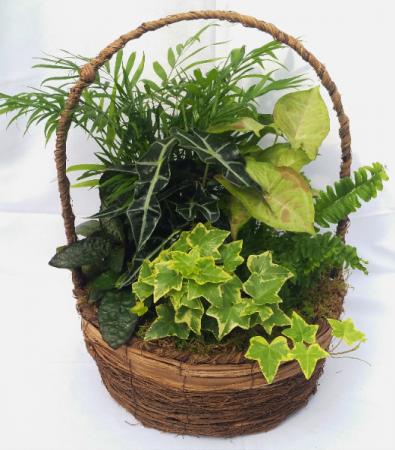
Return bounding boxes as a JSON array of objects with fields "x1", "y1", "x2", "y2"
[{"x1": 314, "y1": 163, "x2": 389, "y2": 227}]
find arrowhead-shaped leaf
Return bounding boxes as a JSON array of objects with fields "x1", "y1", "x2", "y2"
[
  {"x1": 288, "y1": 342, "x2": 329, "y2": 379},
  {"x1": 187, "y1": 257, "x2": 232, "y2": 285},
  {"x1": 245, "y1": 336, "x2": 291, "y2": 384},
  {"x1": 218, "y1": 241, "x2": 244, "y2": 271},
  {"x1": 49, "y1": 237, "x2": 112, "y2": 268},
  {"x1": 98, "y1": 289, "x2": 138, "y2": 349},
  {"x1": 254, "y1": 143, "x2": 312, "y2": 171},
  {"x1": 282, "y1": 312, "x2": 319, "y2": 344},
  {"x1": 187, "y1": 223, "x2": 229, "y2": 258},
  {"x1": 188, "y1": 279, "x2": 223, "y2": 308},
  {"x1": 153, "y1": 263, "x2": 183, "y2": 301},
  {"x1": 327, "y1": 318, "x2": 367, "y2": 346},
  {"x1": 206, "y1": 117, "x2": 265, "y2": 137},
  {"x1": 229, "y1": 195, "x2": 252, "y2": 240},
  {"x1": 170, "y1": 127, "x2": 259, "y2": 189},
  {"x1": 260, "y1": 303, "x2": 292, "y2": 334},
  {"x1": 127, "y1": 137, "x2": 178, "y2": 251},
  {"x1": 145, "y1": 304, "x2": 190, "y2": 341},
  {"x1": 273, "y1": 86, "x2": 330, "y2": 160}
]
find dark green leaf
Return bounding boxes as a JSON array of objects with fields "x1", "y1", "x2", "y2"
[
  {"x1": 75, "y1": 220, "x2": 101, "y2": 237},
  {"x1": 91, "y1": 270, "x2": 120, "y2": 290},
  {"x1": 108, "y1": 247, "x2": 125, "y2": 273}
]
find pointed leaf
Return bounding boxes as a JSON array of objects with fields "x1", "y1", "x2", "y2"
[
  {"x1": 243, "y1": 273, "x2": 286, "y2": 305},
  {"x1": 220, "y1": 275, "x2": 243, "y2": 304},
  {"x1": 188, "y1": 279, "x2": 223, "y2": 308},
  {"x1": 98, "y1": 289, "x2": 138, "y2": 349},
  {"x1": 247, "y1": 251, "x2": 293, "y2": 281},
  {"x1": 229, "y1": 195, "x2": 252, "y2": 241},
  {"x1": 187, "y1": 257, "x2": 232, "y2": 285},
  {"x1": 206, "y1": 301, "x2": 250, "y2": 340},
  {"x1": 218, "y1": 241, "x2": 244, "y2": 271},
  {"x1": 261, "y1": 304, "x2": 291, "y2": 334},
  {"x1": 273, "y1": 86, "x2": 330, "y2": 160},
  {"x1": 75, "y1": 220, "x2": 101, "y2": 237},
  {"x1": 132, "y1": 280, "x2": 154, "y2": 301},
  {"x1": 240, "y1": 299, "x2": 273, "y2": 322},
  {"x1": 206, "y1": 117, "x2": 264, "y2": 137},
  {"x1": 245, "y1": 336, "x2": 291, "y2": 384},
  {"x1": 327, "y1": 318, "x2": 367, "y2": 346},
  {"x1": 145, "y1": 304, "x2": 190, "y2": 341},
  {"x1": 175, "y1": 302, "x2": 204, "y2": 335},
  {"x1": 67, "y1": 164, "x2": 105, "y2": 173},
  {"x1": 168, "y1": 247, "x2": 200, "y2": 277},
  {"x1": 91, "y1": 270, "x2": 120, "y2": 290},
  {"x1": 167, "y1": 284, "x2": 188, "y2": 309},
  {"x1": 288, "y1": 342, "x2": 329, "y2": 379},
  {"x1": 254, "y1": 143, "x2": 312, "y2": 171},
  {"x1": 108, "y1": 247, "x2": 125, "y2": 273},
  {"x1": 187, "y1": 223, "x2": 229, "y2": 259},
  {"x1": 153, "y1": 263, "x2": 183, "y2": 301},
  {"x1": 282, "y1": 312, "x2": 319, "y2": 344}
]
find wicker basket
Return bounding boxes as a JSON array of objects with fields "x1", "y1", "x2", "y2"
[{"x1": 55, "y1": 11, "x2": 352, "y2": 437}]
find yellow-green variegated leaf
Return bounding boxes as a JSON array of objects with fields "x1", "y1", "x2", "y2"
[
  {"x1": 254, "y1": 143, "x2": 312, "y2": 171},
  {"x1": 288, "y1": 342, "x2": 329, "y2": 379},
  {"x1": 229, "y1": 195, "x2": 252, "y2": 240},
  {"x1": 245, "y1": 336, "x2": 291, "y2": 384},
  {"x1": 247, "y1": 251, "x2": 293, "y2": 281},
  {"x1": 282, "y1": 312, "x2": 319, "y2": 344},
  {"x1": 166, "y1": 284, "x2": 188, "y2": 309},
  {"x1": 153, "y1": 263, "x2": 183, "y2": 302},
  {"x1": 188, "y1": 279, "x2": 223, "y2": 308},
  {"x1": 243, "y1": 273, "x2": 285, "y2": 305},
  {"x1": 130, "y1": 301, "x2": 148, "y2": 316},
  {"x1": 215, "y1": 160, "x2": 315, "y2": 235},
  {"x1": 206, "y1": 301, "x2": 250, "y2": 340},
  {"x1": 187, "y1": 223, "x2": 229, "y2": 258},
  {"x1": 144, "y1": 304, "x2": 190, "y2": 341},
  {"x1": 206, "y1": 117, "x2": 265, "y2": 137},
  {"x1": 132, "y1": 280, "x2": 154, "y2": 301},
  {"x1": 175, "y1": 299, "x2": 204, "y2": 335},
  {"x1": 187, "y1": 257, "x2": 232, "y2": 285},
  {"x1": 273, "y1": 86, "x2": 330, "y2": 160},
  {"x1": 218, "y1": 240, "x2": 244, "y2": 271},
  {"x1": 169, "y1": 231, "x2": 191, "y2": 252},
  {"x1": 261, "y1": 303, "x2": 292, "y2": 334},
  {"x1": 240, "y1": 298, "x2": 273, "y2": 322},
  {"x1": 327, "y1": 318, "x2": 367, "y2": 346},
  {"x1": 168, "y1": 247, "x2": 200, "y2": 277},
  {"x1": 220, "y1": 275, "x2": 243, "y2": 304}
]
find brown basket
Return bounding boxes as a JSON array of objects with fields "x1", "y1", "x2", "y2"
[{"x1": 55, "y1": 11, "x2": 352, "y2": 437}]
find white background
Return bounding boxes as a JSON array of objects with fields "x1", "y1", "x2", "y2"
[{"x1": 0, "y1": 1, "x2": 394, "y2": 449}]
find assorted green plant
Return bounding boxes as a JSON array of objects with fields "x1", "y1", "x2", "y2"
[{"x1": 1, "y1": 24, "x2": 388, "y2": 383}]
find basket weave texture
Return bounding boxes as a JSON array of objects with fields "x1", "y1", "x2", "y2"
[{"x1": 54, "y1": 10, "x2": 353, "y2": 437}]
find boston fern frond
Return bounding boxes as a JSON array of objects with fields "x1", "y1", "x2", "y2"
[{"x1": 314, "y1": 163, "x2": 389, "y2": 227}]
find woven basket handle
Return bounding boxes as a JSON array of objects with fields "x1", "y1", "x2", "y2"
[{"x1": 55, "y1": 11, "x2": 352, "y2": 288}]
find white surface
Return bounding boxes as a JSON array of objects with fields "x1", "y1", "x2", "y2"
[{"x1": 0, "y1": 1, "x2": 394, "y2": 449}]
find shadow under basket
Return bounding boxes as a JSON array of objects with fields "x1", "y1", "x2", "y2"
[{"x1": 54, "y1": 10, "x2": 353, "y2": 439}]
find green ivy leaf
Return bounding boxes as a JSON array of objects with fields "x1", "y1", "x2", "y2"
[
  {"x1": 220, "y1": 275, "x2": 243, "y2": 304},
  {"x1": 260, "y1": 303, "x2": 291, "y2": 334},
  {"x1": 168, "y1": 247, "x2": 200, "y2": 276},
  {"x1": 130, "y1": 301, "x2": 148, "y2": 316},
  {"x1": 243, "y1": 273, "x2": 286, "y2": 304},
  {"x1": 91, "y1": 270, "x2": 120, "y2": 290},
  {"x1": 327, "y1": 318, "x2": 367, "y2": 346},
  {"x1": 188, "y1": 279, "x2": 223, "y2": 308},
  {"x1": 273, "y1": 86, "x2": 330, "y2": 160},
  {"x1": 247, "y1": 251, "x2": 293, "y2": 281},
  {"x1": 48, "y1": 237, "x2": 112, "y2": 268},
  {"x1": 206, "y1": 117, "x2": 265, "y2": 137},
  {"x1": 169, "y1": 231, "x2": 191, "y2": 252},
  {"x1": 218, "y1": 241, "x2": 244, "y2": 271},
  {"x1": 166, "y1": 284, "x2": 188, "y2": 309},
  {"x1": 282, "y1": 312, "x2": 319, "y2": 344},
  {"x1": 288, "y1": 342, "x2": 329, "y2": 379},
  {"x1": 145, "y1": 304, "x2": 190, "y2": 341},
  {"x1": 175, "y1": 301, "x2": 204, "y2": 335},
  {"x1": 153, "y1": 263, "x2": 183, "y2": 302},
  {"x1": 132, "y1": 280, "x2": 154, "y2": 301},
  {"x1": 201, "y1": 314, "x2": 220, "y2": 340},
  {"x1": 187, "y1": 257, "x2": 232, "y2": 285},
  {"x1": 253, "y1": 143, "x2": 312, "y2": 171},
  {"x1": 187, "y1": 223, "x2": 229, "y2": 258},
  {"x1": 245, "y1": 336, "x2": 291, "y2": 384},
  {"x1": 240, "y1": 298, "x2": 273, "y2": 322},
  {"x1": 98, "y1": 289, "x2": 138, "y2": 349}
]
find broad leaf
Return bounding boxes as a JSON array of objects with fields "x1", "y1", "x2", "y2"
[
  {"x1": 245, "y1": 336, "x2": 291, "y2": 384},
  {"x1": 98, "y1": 289, "x2": 138, "y2": 349},
  {"x1": 75, "y1": 220, "x2": 101, "y2": 237},
  {"x1": 228, "y1": 195, "x2": 252, "y2": 240},
  {"x1": 243, "y1": 273, "x2": 286, "y2": 304},
  {"x1": 327, "y1": 318, "x2": 367, "y2": 346},
  {"x1": 100, "y1": 216, "x2": 125, "y2": 244},
  {"x1": 218, "y1": 241, "x2": 244, "y2": 271},
  {"x1": 282, "y1": 312, "x2": 319, "y2": 344},
  {"x1": 273, "y1": 86, "x2": 330, "y2": 160},
  {"x1": 261, "y1": 303, "x2": 291, "y2": 334},
  {"x1": 247, "y1": 251, "x2": 293, "y2": 281},
  {"x1": 188, "y1": 279, "x2": 223, "y2": 308},
  {"x1": 169, "y1": 231, "x2": 191, "y2": 252},
  {"x1": 170, "y1": 127, "x2": 259, "y2": 189},
  {"x1": 206, "y1": 117, "x2": 265, "y2": 137},
  {"x1": 220, "y1": 275, "x2": 243, "y2": 304},
  {"x1": 187, "y1": 257, "x2": 232, "y2": 285},
  {"x1": 254, "y1": 143, "x2": 312, "y2": 171},
  {"x1": 240, "y1": 298, "x2": 273, "y2": 322},
  {"x1": 145, "y1": 304, "x2": 190, "y2": 341},
  {"x1": 187, "y1": 223, "x2": 229, "y2": 258},
  {"x1": 127, "y1": 137, "x2": 178, "y2": 251},
  {"x1": 168, "y1": 247, "x2": 201, "y2": 277},
  {"x1": 48, "y1": 237, "x2": 112, "y2": 268},
  {"x1": 206, "y1": 301, "x2": 250, "y2": 340},
  {"x1": 288, "y1": 342, "x2": 329, "y2": 379},
  {"x1": 153, "y1": 263, "x2": 183, "y2": 302},
  {"x1": 108, "y1": 247, "x2": 125, "y2": 273},
  {"x1": 91, "y1": 270, "x2": 120, "y2": 290}
]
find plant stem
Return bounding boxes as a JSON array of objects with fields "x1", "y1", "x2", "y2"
[
  {"x1": 273, "y1": 134, "x2": 278, "y2": 145},
  {"x1": 202, "y1": 163, "x2": 210, "y2": 189}
]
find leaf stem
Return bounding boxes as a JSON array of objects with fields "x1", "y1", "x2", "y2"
[{"x1": 202, "y1": 164, "x2": 210, "y2": 189}]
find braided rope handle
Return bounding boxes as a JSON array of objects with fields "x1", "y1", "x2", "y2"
[{"x1": 54, "y1": 11, "x2": 352, "y2": 289}]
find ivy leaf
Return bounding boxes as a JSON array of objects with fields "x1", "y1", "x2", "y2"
[
  {"x1": 288, "y1": 342, "x2": 329, "y2": 379},
  {"x1": 206, "y1": 117, "x2": 265, "y2": 137},
  {"x1": 245, "y1": 336, "x2": 291, "y2": 384},
  {"x1": 247, "y1": 251, "x2": 293, "y2": 281},
  {"x1": 327, "y1": 318, "x2": 367, "y2": 346},
  {"x1": 166, "y1": 284, "x2": 188, "y2": 309},
  {"x1": 170, "y1": 127, "x2": 259, "y2": 189},
  {"x1": 220, "y1": 275, "x2": 243, "y2": 304},
  {"x1": 273, "y1": 86, "x2": 330, "y2": 160},
  {"x1": 201, "y1": 314, "x2": 220, "y2": 340},
  {"x1": 108, "y1": 247, "x2": 125, "y2": 273},
  {"x1": 243, "y1": 273, "x2": 286, "y2": 304},
  {"x1": 153, "y1": 263, "x2": 183, "y2": 302},
  {"x1": 91, "y1": 270, "x2": 120, "y2": 290},
  {"x1": 261, "y1": 304, "x2": 291, "y2": 334},
  {"x1": 169, "y1": 231, "x2": 191, "y2": 252},
  {"x1": 218, "y1": 241, "x2": 244, "y2": 271},
  {"x1": 98, "y1": 289, "x2": 138, "y2": 349},
  {"x1": 187, "y1": 223, "x2": 229, "y2": 258},
  {"x1": 216, "y1": 160, "x2": 316, "y2": 235},
  {"x1": 187, "y1": 257, "x2": 232, "y2": 285},
  {"x1": 139, "y1": 260, "x2": 153, "y2": 281},
  {"x1": 130, "y1": 301, "x2": 148, "y2": 316},
  {"x1": 75, "y1": 220, "x2": 101, "y2": 237},
  {"x1": 282, "y1": 312, "x2": 319, "y2": 344},
  {"x1": 132, "y1": 280, "x2": 154, "y2": 301},
  {"x1": 240, "y1": 298, "x2": 273, "y2": 322},
  {"x1": 229, "y1": 195, "x2": 252, "y2": 241},
  {"x1": 188, "y1": 279, "x2": 223, "y2": 308},
  {"x1": 168, "y1": 247, "x2": 201, "y2": 276},
  {"x1": 175, "y1": 300, "x2": 204, "y2": 335},
  {"x1": 48, "y1": 237, "x2": 112, "y2": 268},
  {"x1": 253, "y1": 143, "x2": 312, "y2": 171},
  {"x1": 127, "y1": 137, "x2": 178, "y2": 251},
  {"x1": 145, "y1": 304, "x2": 190, "y2": 341}
]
